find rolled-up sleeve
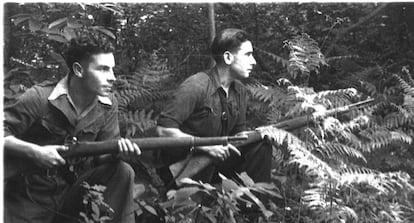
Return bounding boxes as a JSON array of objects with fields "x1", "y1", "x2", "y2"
[
  {"x1": 157, "y1": 76, "x2": 203, "y2": 128},
  {"x1": 4, "y1": 87, "x2": 44, "y2": 137}
]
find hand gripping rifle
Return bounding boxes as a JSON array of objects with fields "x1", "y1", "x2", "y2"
[
  {"x1": 169, "y1": 98, "x2": 375, "y2": 184},
  {"x1": 5, "y1": 136, "x2": 247, "y2": 181}
]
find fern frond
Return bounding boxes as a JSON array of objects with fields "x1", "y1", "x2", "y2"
[
  {"x1": 255, "y1": 47, "x2": 289, "y2": 68},
  {"x1": 315, "y1": 88, "x2": 357, "y2": 101},
  {"x1": 289, "y1": 143, "x2": 337, "y2": 178},
  {"x1": 302, "y1": 186, "x2": 358, "y2": 222},
  {"x1": 321, "y1": 116, "x2": 343, "y2": 134},
  {"x1": 339, "y1": 167, "x2": 382, "y2": 185},
  {"x1": 285, "y1": 33, "x2": 327, "y2": 78},
  {"x1": 393, "y1": 73, "x2": 414, "y2": 96},
  {"x1": 403, "y1": 95, "x2": 414, "y2": 110},
  {"x1": 339, "y1": 169, "x2": 414, "y2": 194},
  {"x1": 343, "y1": 115, "x2": 371, "y2": 132},
  {"x1": 276, "y1": 78, "x2": 293, "y2": 87},
  {"x1": 388, "y1": 102, "x2": 411, "y2": 116},
  {"x1": 247, "y1": 84, "x2": 285, "y2": 103},
  {"x1": 256, "y1": 126, "x2": 337, "y2": 178},
  {"x1": 304, "y1": 128, "x2": 323, "y2": 147},
  {"x1": 325, "y1": 55, "x2": 359, "y2": 63},
  {"x1": 115, "y1": 74, "x2": 172, "y2": 111},
  {"x1": 383, "y1": 112, "x2": 414, "y2": 129},
  {"x1": 265, "y1": 107, "x2": 283, "y2": 124},
  {"x1": 302, "y1": 186, "x2": 331, "y2": 209},
  {"x1": 320, "y1": 143, "x2": 366, "y2": 163},
  {"x1": 115, "y1": 88, "x2": 156, "y2": 108},
  {"x1": 119, "y1": 109, "x2": 157, "y2": 137},
  {"x1": 359, "y1": 81, "x2": 378, "y2": 97},
  {"x1": 359, "y1": 129, "x2": 412, "y2": 152}
]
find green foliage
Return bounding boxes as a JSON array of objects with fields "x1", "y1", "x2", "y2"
[
  {"x1": 285, "y1": 33, "x2": 327, "y2": 84},
  {"x1": 80, "y1": 182, "x2": 114, "y2": 223},
  {"x1": 160, "y1": 174, "x2": 281, "y2": 223},
  {"x1": 248, "y1": 17, "x2": 414, "y2": 222}
]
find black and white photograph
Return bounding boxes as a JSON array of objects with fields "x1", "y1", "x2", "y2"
[{"x1": 3, "y1": 2, "x2": 414, "y2": 222}]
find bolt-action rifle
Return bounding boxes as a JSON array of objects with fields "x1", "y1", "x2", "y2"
[
  {"x1": 4, "y1": 136, "x2": 247, "y2": 181},
  {"x1": 169, "y1": 98, "x2": 375, "y2": 184}
]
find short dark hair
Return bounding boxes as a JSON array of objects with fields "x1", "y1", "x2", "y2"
[
  {"x1": 64, "y1": 38, "x2": 114, "y2": 74},
  {"x1": 211, "y1": 28, "x2": 251, "y2": 63}
]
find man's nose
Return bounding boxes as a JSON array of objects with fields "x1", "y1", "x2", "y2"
[
  {"x1": 251, "y1": 56, "x2": 257, "y2": 65},
  {"x1": 107, "y1": 69, "x2": 116, "y2": 82}
]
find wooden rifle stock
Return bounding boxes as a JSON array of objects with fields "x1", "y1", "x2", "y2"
[
  {"x1": 5, "y1": 136, "x2": 247, "y2": 180},
  {"x1": 169, "y1": 98, "x2": 375, "y2": 183},
  {"x1": 63, "y1": 136, "x2": 247, "y2": 158}
]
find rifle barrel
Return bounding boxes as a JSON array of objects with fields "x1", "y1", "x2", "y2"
[{"x1": 63, "y1": 136, "x2": 248, "y2": 158}]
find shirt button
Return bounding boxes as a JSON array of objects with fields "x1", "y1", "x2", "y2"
[{"x1": 222, "y1": 112, "x2": 228, "y2": 120}]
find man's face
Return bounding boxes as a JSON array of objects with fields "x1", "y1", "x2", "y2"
[
  {"x1": 229, "y1": 41, "x2": 256, "y2": 79},
  {"x1": 81, "y1": 53, "x2": 116, "y2": 97}
]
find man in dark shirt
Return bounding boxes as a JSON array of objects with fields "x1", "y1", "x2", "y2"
[
  {"x1": 157, "y1": 28, "x2": 272, "y2": 185},
  {"x1": 4, "y1": 39, "x2": 140, "y2": 223}
]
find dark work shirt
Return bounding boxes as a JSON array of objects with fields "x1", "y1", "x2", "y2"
[
  {"x1": 158, "y1": 67, "x2": 248, "y2": 137},
  {"x1": 4, "y1": 76, "x2": 126, "y2": 223},
  {"x1": 4, "y1": 75, "x2": 120, "y2": 146},
  {"x1": 4, "y1": 75, "x2": 120, "y2": 188}
]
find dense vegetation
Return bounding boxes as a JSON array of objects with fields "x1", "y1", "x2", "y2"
[{"x1": 4, "y1": 2, "x2": 414, "y2": 223}]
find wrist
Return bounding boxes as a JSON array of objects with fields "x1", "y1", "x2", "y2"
[
  {"x1": 27, "y1": 144, "x2": 42, "y2": 160},
  {"x1": 194, "y1": 146, "x2": 207, "y2": 153}
]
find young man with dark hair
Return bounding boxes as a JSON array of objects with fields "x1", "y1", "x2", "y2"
[
  {"x1": 4, "y1": 39, "x2": 140, "y2": 223},
  {"x1": 156, "y1": 28, "x2": 272, "y2": 185}
]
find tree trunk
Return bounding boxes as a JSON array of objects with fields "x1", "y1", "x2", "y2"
[
  {"x1": 208, "y1": 3, "x2": 216, "y2": 68},
  {"x1": 4, "y1": 3, "x2": 11, "y2": 68}
]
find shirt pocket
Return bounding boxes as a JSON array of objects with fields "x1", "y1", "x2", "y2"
[
  {"x1": 77, "y1": 122, "x2": 101, "y2": 142},
  {"x1": 194, "y1": 99, "x2": 220, "y2": 119},
  {"x1": 186, "y1": 98, "x2": 222, "y2": 136},
  {"x1": 40, "y1": 118, "x2": 68, "y2": 142}
]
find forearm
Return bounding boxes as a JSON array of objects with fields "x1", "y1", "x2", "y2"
[
  {"x1": 156, "y1": 126, "x2": 193, "y2": 138},
  {"x1": 4, "y1": 135, "x2": 40, "y2": 160},
  {"x1": 156, "y1": 126, "x2": 226, "y2": 155}
]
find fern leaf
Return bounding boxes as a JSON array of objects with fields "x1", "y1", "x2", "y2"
[
  {"x1": 255, "y1": 47, "x2": 289, "y2": 68},
  {"x1": 315, "y1": 88, "x2": 357, "y2": 101},
  {"x1": 256, "y1": 126, "x2": 337, "y2": 178},
  {"x1": 360, "y1": 81, "x2": 378, "y2": 97},
  {"x1": 304, "y1": 128, "x2": 322, "y2": 147},
  {"x1": 247, "y1": 84, "x2": 275, "y2": 103},
  {"x1": 325, "y1": 55, "x2": 359, "y2": 63},
  {"x1": 343, "y1": 115, "x2": 371, "y2": 132},
  {"x1": 360, "y1": 129, "x2": 412, "y2": 152},
  {"x1": 339, "y1": 169, "x2": 413, "y2": 194},
  {"x1": 120, "y1": 109, "x2": 157, "y2": 137},
  {"x1": 321, "y1": 143, "x2": 366, "y2": 163},
  {"x1": 393, "y1": 74, "x2": 414, "y2": 96}
]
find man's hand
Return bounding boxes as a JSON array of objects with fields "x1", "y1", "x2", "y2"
[
  {"x1": 117, "y1": 138, "x2": 141, "y2": 161},
  {"x1": 31, "y1": 145, "x2": 68, "y2": 168},
  {"x1": 197, "y1": 144, "x2": 241, "y2": 161}
]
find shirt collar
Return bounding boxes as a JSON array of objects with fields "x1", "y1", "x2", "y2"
[
  {"x1": 48, "y1": 75, "x2": 112, "y2": 105},
  {"x1": 208, "y1": 66, "x2": 242, "y2": 95}
]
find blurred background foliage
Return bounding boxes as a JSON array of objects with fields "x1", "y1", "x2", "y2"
[{"x1": 4, "y1": 2, "x2": 414, "y2": 222}]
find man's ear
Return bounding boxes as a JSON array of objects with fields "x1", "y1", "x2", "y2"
[
  {"x1": 223, "y1": 51, "x2": 234, "y2": 65},
  {"x1": 72, "y1": 62, "x2": 83, "y2": 78}
]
